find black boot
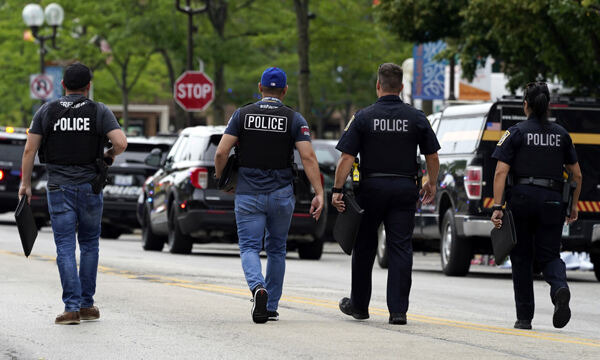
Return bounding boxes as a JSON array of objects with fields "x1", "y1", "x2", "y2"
[
  {"x1": 339, "y1": 297, "x2": 369, "y2": 320},
  {"x1": 389, "y1": 313, "x2": 407, "y2": 325},
  {"x1": 552, "y1": 287, "x2": 571, "y2": 329},
  {"x1": 514, "y1": 319, "x2": 532, "y2": 330}
]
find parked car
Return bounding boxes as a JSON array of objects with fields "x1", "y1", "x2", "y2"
[
  {"x1": 311, "y1": 139, "x2": 354, "y2": 241},
  {"x1": 99, "y1": 136, "x2": 175, "y2": 239},
  {"x1": 138, "y1": 126, "x2": 327, "y2": 259},
  {"x1": 376, "y1": 96, "x2": 600, "y2": 281},
  {"x1": 0, "y1": 127, "x2": 48, "y2": 228}
]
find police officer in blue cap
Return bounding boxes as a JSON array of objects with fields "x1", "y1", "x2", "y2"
[
  {"x1": 491, "y1": 82, "x2": 582, "y2": 330},
  {"x1": 215, "y1": 67, "x2": 324, "y2": 324},
  {"x1": 332, "y1": 63, "x2": 440, "y2": 325}
]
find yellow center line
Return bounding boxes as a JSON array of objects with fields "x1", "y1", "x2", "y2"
[{"x1": 3, "y1": 249, "x2": 600, "y2": 348}]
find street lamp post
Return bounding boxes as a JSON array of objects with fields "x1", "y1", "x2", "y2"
[
  {"x1": 175, "y1": 0, "x2": 208, "y2": 127},
  {"x1": 22, "y1": 3, "x2": 64, "y2": 89}
]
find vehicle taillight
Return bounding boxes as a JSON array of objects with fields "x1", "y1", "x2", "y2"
[
  {"x1": 320, "y1": 173, "x2": 324, "y2": 186},
  {"x1": 0, "y1": 170, "x2": 4, "y2": 181},
  {"x1": 190, "y1": 167, "x2": 208, "y2": 189},
  {"x1": 464, "y1": 166, "x2": 482, "y2": 200}
]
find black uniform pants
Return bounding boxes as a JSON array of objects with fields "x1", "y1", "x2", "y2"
[
  {"x1": 351, "y1": 177, "x2": 418, "y2": 314},
  {"x1": 508, "y1": 184, "x2": 568, "y2": 321}
]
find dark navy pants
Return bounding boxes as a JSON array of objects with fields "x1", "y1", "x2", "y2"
[
  {"x1": 508, "y1": 184, "x2": 568, "y2": 321},
  {"x1": 351, "y1": 177, "x2": 418, "y2": 314}
]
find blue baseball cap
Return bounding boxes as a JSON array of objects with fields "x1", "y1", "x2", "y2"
[{"x1": 260, "y1": 67, "x2": 287, "y2": 88}]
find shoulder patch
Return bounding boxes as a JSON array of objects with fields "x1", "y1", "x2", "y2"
[
  {"x1": 497, "y1": 130, "x2": 510, "y2": 146},
  {"x1": 344, "y1": 115, "x2": 355, "y2": 132}
]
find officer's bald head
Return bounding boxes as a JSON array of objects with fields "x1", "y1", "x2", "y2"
[{"x1": 377, "y1": 63, "x2": 403, "y2": 93}]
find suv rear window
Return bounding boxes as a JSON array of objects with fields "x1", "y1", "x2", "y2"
[
  {"x1": 436, "y1": 116, "x2": 485, "y2": 154},
  {"x1": 113, "y1": 142, "x2": 172, "y2": 165}
]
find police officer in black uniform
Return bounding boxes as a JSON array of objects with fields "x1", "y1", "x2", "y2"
[
  {"x1": 491, "y1": 82, "x2": 582, "y2": 330},
  {"x1": 19, "y1": 63, "x2": 127, "y2": 325},
  {"x1": 332, "y1": 63, "x2": 440, "y2": 325}
]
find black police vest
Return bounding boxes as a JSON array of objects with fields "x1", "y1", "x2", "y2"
[
  {"x1": 512, "y1": 120, "x2": 566, "y2": 181},
  {"x1": 360, "y1": 105, "x2": 419, "y2": 176},
  {"x1": 40, "y1": 98, "x2": 101, "y2": 165},
  {"x1": 237, "y1": 103, "x2": 295, "y2": 170}
]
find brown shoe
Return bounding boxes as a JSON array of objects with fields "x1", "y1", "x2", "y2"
[
  {"x1": 80, "y1": 306, "x2": 100, "y2": 320},
  {"x1": 55, "y1": 311, "x2": 80, "y2": 325}
]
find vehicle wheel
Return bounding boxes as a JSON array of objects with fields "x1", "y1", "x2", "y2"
[
  {"x1": 167, "y1": 203, "x2": 193, "y2": 254},
  {"x1": 440, "y1": 209, "x2": 472, "y2": 276},
  {"x1": 298, "y1": 236, "x2": 324, "y2": 260},
  {"x1": 592, "y1": 254, "x2": 600, "y2": 282},
  {"x1": 101, "y1": 225, "x2": 122, "y2": 239},
  {"x1": 377, "y1": 224, "x2": 388, "y2": 269},
  {"x1": 142, "y1": 208, "x2": 165, "y2": 251}
]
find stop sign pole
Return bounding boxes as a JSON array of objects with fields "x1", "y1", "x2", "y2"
[{"x1": 174, "y1": 71, "x2": 215, "y2": 124}]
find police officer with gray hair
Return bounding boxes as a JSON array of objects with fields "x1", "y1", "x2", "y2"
[
  {"x1": 491, "y1": 82, "x2": 582, "y2": 330},
  {"x1": 332, "y1": 63, "x2": 440, "y2": 325},
  {"x1": 19, "y1": 62, "x2": 127, "y2": 325}
]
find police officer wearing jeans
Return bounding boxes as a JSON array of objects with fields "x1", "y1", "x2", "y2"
[
  {"x1": 332, "y1": 63, "x2": 440, "y2": 325},
  {"x1": 19, "y1": 63, "x2": 127, "y2": 325},
  {"x1": 491, "y1": 82, "x2": 582, "y2": 330},
  {"x1": 214, "y1": 67, "x2": 324, "y2": 323}
]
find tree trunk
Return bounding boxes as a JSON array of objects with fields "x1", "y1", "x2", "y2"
[
  {"x1": 206, "y1": 0, "x2": 228, "y2": 125},
  {"x1": 122, "y1": 86, "x2": 129, "y2": 131},
  {"x1": 213, "y1": 61, "x2": 225, "y2": 125},
  {"x1": 294, "y1": 0, "x2": 312, "y2": 130},
  {"x1": 121, "y1": 66, "x2": 129, "y2": 130},
  {"x1": 159, "y1": 49, "x2": 185, "y2": 130},
  {"x1": 448, "y1": 56, "x2": 456, "y2": 101}
]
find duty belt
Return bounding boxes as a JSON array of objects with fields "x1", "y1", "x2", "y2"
[{"x1": 516, "y1": 177, "x2": 563, "y2": 192}]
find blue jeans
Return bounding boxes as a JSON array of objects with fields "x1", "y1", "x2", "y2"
[
  {"x1": 235, "y1": 184, "x2": 295, "y2": 311},
  {"x1": 47, "y1": 182, "x2": 103, "y2": 312}
]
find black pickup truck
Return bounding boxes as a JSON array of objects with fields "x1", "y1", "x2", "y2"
[
  {"x1": 376, "y1": 97, "x2": 600, "y2": 281},
  {"x1": 138, "y1": 126, "x2": 327, "y2": 259}
]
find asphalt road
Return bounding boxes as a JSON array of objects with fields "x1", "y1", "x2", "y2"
[{"x1": 1, "y1": 216, "x2": 599, "y2": 360}]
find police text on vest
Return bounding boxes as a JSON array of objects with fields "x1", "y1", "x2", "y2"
[
  {"x1": 53, "y1": 117, "x2": 90, "y2": 132},
  {"x1": 373, "y1": 119, "x2": 408, "y2": 132},
  {"x1": 526, "y1": 133, "x2": 560, "y2": 147},
  {"x1": 244, "y1": 114, "x2": 288, "y2": 133}
]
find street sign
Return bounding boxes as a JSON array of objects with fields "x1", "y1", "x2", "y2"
[
  {"x1": 30, "y1": 73, "x2": 54, "y2": 100},
  {"x1": 174, "y1": 71, "x2": 214, "y2": 112}
]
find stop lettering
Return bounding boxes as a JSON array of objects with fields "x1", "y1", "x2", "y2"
[{"x1": 174, "y1": 71, "x2": 214, "y2": 112}]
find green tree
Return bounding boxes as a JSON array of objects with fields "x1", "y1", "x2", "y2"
[
  {"x1": 459, "y1": 0, "x2": 600, "y2": 95},
  {"x1": 310, "y1": 1, "x2": 412, "y2": 134}
]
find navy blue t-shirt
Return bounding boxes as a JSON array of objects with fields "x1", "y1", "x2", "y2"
[
  {"x1": 224, "y1": 97, "x2": 311, "y2": 194},
  {"x1": 336, "y1": 95, "x2": 440, "y2": 157},
  {"x1": 492, "y1": 119, "x2": 578, "y2": 166}
]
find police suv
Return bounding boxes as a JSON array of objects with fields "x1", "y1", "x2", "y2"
[
  {"x1": 99, "y1": 137, "x2": 174, "y2": 239},
  {"x1": 376, "y1": 97, "x2": 600, "y2": 281},
  {"x1": 139, "y1": 126, "x2": 327, "y2": 259},
  {"x1": 0, "y1": 127, "x2": 48, "y2": 228}
]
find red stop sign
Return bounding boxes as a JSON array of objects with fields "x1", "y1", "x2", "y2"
[{"x1": 174, "y1": 71, "x2": 214, "y2": 112}]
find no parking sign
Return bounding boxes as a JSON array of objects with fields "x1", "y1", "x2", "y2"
[{"x1": 30, "y1": 73, "x2": 54, "y2": 100}]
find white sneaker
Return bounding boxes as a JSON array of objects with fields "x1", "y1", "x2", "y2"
[
  {"x1": 561, "y1": 252, "x2": 580, "y2": 271},
  {"x1": 499, "y1": 258, "x2": 512, "y2": 269},
  {"x1": 578, "y1": 252, "x2": 594, "y2": 271}
]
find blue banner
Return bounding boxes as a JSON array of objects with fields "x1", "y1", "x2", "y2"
[
  {"x1": 45, "y1": 66, "x2": 63, "y2": 101},
  {"x1": 412, "y1": 41, "x2": 446, "y2": 100}
]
